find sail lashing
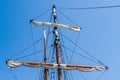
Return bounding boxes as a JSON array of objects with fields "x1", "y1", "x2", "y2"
[
  {"x1": 7, "y1": 60, "x2": 105, "y2": 72},
  {"x1": 31, "y1": 21, "x2": 81, "y2": 32}
]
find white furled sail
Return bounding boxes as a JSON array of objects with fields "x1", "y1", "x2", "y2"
[
  {"x1": 31, "y1": 21, "x2": 81, "y2": 32},
  {"x1": 7, "y1": 61, "x2": 104, "y2": 72}
]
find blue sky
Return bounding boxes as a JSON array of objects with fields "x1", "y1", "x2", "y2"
[{"x1": 0, "y1": 0, "x2": 120, "y2": 80}]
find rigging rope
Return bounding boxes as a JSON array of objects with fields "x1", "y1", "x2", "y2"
[
  {"x1": 46, "y1": 11, "x2": 54, "y2": 63},
  {"x1": 96, "y1": 70, "x2": 108, "y2": 80},
  {"x1": 61, "y1": 45, "x2": 100, "y2": 64},
  {"x1": 30, "y1": 23, "x2": 37, "y2": 61},
  {"x1": 48, "y1": 41, "x2": 54, "y2": 63},
  {"x1": 9, "y1": 69, "x2": 18, "y2": 80},
  {"x1": 58, "y1": 5, "x2": 120, "y2": 10},
  {"x1": 59, "y1": 30, "x2": 69, "y2": 63},
  {"x1": 57, "y1": 9, "x2": 80, "y2": 26},
  {"x1": 39, "y1": 68, "x2": 44, "y2": 80},
  {"x1": 9, "y1": 37, "x2": 43, "y2": 60},
  {"x1": 9, "y1": 31, "x2": 52, "y2": 60},
  {"x1": 32, "y1": 9, "x2": 51, "y2": 20},
  {"x1": 69, "y1": 32, "x2": 80, "y2": 63},
  {"x1": 12, "y1": 46, "x2": 51, "y2": 60},
  {"x1": 60, "y1": 32, "x2": 106, "y2": 66},
  {"x1": 63, "y1": 70, "x2": 68, "y2": 80},
  {"x1": 48, "y1": 42, "x2": 55, "y2": 80},
  {"x1": 30, "y1": 21, "x2": 40, "y2": 80},
  {"x1": 57, "y1": 9, "x2": 81, "y2": 63},
  {"x1": 46, "y1": 12, "x2": 53, "y2": 46},
  {"x1": 60, "y1": 52, "x2": 68, "y2": 80},
  {"x1": 56, "y1": 14, "x2": 66, "y2": 64},
  {"x1": 59, "y1": 32, "x2": 69, "y2": 80},
  {"x1": 66, "y1": 70, "x2": 71, "y2": 80},
  {"x1": 69, "y1": 71, "x2": 73, "y2": 80},
  {"x1": 78, "y1": 71, "x2": 88, "y2": 80}
]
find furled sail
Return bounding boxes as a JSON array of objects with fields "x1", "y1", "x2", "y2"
[
  {"x1": 7, "y1": 60, "x2": 105, "y2": 72},
  {"x1": 31, "y1": 21, "x2": 81, "y2": 32}
]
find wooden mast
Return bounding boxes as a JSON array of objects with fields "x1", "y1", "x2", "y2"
[
  {"x1": 53, "y1": 5, "x2": 62, "y2": 80},
  {"x1": 44, "y1": 28, "x2": 49, "y2": 80}
]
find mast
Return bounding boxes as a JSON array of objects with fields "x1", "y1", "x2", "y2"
[
  {"x1": 5, "y1": 5, "x2": 108, "y2": 80},
  {"x1": 44, "y1": 28, "x2": 49, "y2": 80},
  {"x1": 53, "y1": 5, "x2": 62, "y2": 80}
]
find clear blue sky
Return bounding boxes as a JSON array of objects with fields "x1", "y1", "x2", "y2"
[{"x1": 0, "y1": 0, "x2": 120, "y2": 80}]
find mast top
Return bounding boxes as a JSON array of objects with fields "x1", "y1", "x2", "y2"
[{"x1": 53, "y1": 5, "x2": 56, "y2": 9}]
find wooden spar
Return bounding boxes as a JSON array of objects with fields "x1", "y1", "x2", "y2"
[
  {"x1": 53, "y1": 5, "x2": 62, "y2": 80},
  {"x1": 43, "y1": 28, "x2": 49, "y2": 80},
  {"x1": 31, "y1": 21, "x2": 80, "y2": 32},
  {"x1": 6, "y1": 60, "x2": 105, "y2": 72}
]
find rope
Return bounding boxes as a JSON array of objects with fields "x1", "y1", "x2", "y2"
[
  {"x1": 58, "y1": 5, "x2": 120, "y2": 10},
  {"x1": 63, "y1": 70, "x2": 68, "y2": 80},
  {"x1": 78, "y1": 71, "x2": 88, "y2": 80},
  {"x1": 69, "y1": 32, "x2": 80, "y2": 63},
  {"x1": 60, "y1": 47, "x2": 69, "y2": 80},
  {"x1": 46, "y1": 11, "x2": 53, "y2": 45},
  {"x1": 61, "y1": 45, "x2": 100, "y2": 64},
  {"x1": 57, "y1": 9, "x2": 81, "y2": 63},
  {"x1": 39, "y1": 68, "x2": 44, "y2": 80},
  {"x1": 30, "y1": 23, "x2": 40, "y2": 80},
  {"x1": 66, "y1": 70, "x2": 71, "y2": 80},
  {"x1": 9, "y1": 37, "x2": 43, "y2": 60},
  {"x1": 12, "y1": 46, "x2": 51, "y2": 60},
  {"x1": 48, "y1": 37, "x2": 54, "y2": 63},
  {"x1": 57, "y1": 9, "x2": 80, "y2": 26},
  {"x1": 9, "y1": 31, "x2": 52, "y2": 60},
  {"x1": 32, "y1": 9, "x2": 51, "y2": 20},
  {"x1": 9, "y1": 69, "x2": 18, "y2": 80},
  {"x1": 96, "y1": 70, "x2": 108, "y2": 80},
  {"x1": 56, "y1": 13, "x2": 66, "y2": 64},
  {"x1": 60, "y1": 32, "x2": 106, "y2": 66},
  {"x1": 69, "y1": 71, "x2": 73, "y2": 80},
  {"x1": 59, "y1": 30, "x2": 69, "y2": 63},
  {"x1": 59, "y1": 32, "x2": 69, "y2": 80},
  {"x1": 30, "y1": 23, "x2": 37, "y2": 61}
]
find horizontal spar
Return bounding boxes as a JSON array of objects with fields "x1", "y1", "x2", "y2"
[
  {"x1": 6, "y1": 60, "x2": 105, "y2": 72},
  {"x1": 31, "y1": 21, "x2": 81, "y2": 32}
]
